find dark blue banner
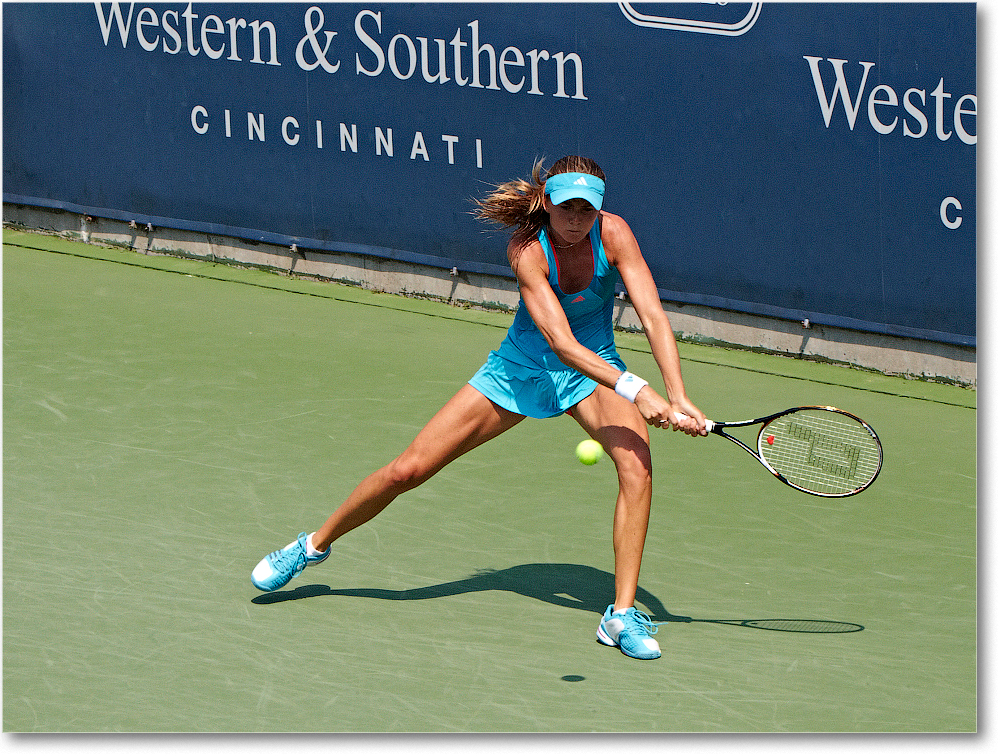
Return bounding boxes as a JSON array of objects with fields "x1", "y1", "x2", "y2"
[{"x1": 3, "y1": 3, "x2": 976, "y2": 345}]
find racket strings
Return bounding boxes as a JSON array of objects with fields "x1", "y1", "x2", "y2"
[{"x1": 760, "y1": 410, "x2": 881, "y2": 495}]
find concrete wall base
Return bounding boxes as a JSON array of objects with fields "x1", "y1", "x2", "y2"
[{"x1": 5, "y1": 203, "x2": 975, "y2": 386}]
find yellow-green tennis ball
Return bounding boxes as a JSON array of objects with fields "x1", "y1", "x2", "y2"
[{"x1": 576, "y1": 439, "x2": 604, "y2": 465}]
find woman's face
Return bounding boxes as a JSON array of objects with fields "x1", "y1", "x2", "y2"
[{"x1": 543, "y1": 195, "x2": 600, "y2": 245}]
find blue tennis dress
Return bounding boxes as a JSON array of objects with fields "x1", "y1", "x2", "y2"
[{"x1": 469, "y1": 222, "x2": 627, "y2": 418}]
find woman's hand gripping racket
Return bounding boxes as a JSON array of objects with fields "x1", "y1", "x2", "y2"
[{"x1": 675, "y1": 406, "x2": 882, "y2": 497}]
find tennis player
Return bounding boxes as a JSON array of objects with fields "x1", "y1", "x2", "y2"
[{"x1": 251, "y1": 155, "x2": 707, "y2": 660}]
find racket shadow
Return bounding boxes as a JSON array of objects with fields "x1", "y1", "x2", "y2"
[
  {"x1": 250, "y1": 562, "x2": 863, "y2": 633},
  {"x1": 664, "y1": 615, "x2": 864, "y2": 633}
]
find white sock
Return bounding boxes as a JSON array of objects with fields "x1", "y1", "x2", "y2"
[{"x1": 306, "y1": 532, "x2": 325, "y2": 556}]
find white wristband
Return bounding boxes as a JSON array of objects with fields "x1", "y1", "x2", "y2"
[{"x1": 615, "y1": 371, "x2": 648, "y2": 402}]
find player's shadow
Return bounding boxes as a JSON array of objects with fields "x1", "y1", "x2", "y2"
[
  {"x1": 251, "y1": 562, "x2": 672, "y2": 619},
  {"x1": 251, "y1": 562, "x2": 865, "y2": 632}
]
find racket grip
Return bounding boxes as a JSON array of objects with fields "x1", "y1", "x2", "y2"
[{"x1": 672, "y1": 412, "x2": 714, "y2": 432}]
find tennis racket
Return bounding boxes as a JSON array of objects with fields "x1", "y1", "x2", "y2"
[{"x1": 676, "y1": 406, "x2": 882, "y2": 497}]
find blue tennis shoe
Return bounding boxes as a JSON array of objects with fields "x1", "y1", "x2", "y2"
[
  {"x1": 596, "y1": 605, "x2": 663, "y2": 660},
  {"x1": 251, "y1": 532, "x2": 330, "y2": 591}
]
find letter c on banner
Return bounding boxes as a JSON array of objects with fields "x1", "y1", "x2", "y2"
[
  {"x1": 282, "y1": 117, "x2": 300, "y2": 146},
  {"x1": 191, "y1": 105, "x2": 209, "y2": 134},
  {"x1": 941, "y1": 196, "x2": 962, "y2": 229}
]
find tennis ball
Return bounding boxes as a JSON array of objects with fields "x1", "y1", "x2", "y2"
[{"x1": 576, "y1": 439, "x2": 604, "y2": 465}]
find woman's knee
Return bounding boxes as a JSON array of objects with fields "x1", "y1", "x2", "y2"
[
  {"x1": 613, "y1": 443, "x2": 653, "y2": 487},
  {"x1": 383, "y1": 453, "x2": 435, "y2": 492}
]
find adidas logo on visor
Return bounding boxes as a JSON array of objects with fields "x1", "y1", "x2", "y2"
[{"x1": 573, "y1": 176, "x2": 590, "y2": 186}]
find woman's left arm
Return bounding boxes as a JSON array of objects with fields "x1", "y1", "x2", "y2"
[{"x1": 602, "y1": 213, "x2": 707, "y2": 435}]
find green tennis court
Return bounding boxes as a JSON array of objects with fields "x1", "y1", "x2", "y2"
[{"x1": 3, "y1": 229, "x2": 976, "y2": 732}]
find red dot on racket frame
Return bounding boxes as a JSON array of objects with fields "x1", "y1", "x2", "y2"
[{"x1": 766, "y1": 435, "x2": 775, "y2": 445}]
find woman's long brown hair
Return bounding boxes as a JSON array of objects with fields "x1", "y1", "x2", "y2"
[{"x1": 473, "y1": 156, "x2": 606, "y2": 271}]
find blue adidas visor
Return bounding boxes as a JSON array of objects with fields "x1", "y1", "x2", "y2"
[{"x1": 544, "y1": 172, "x2": 605, "y2": 210}]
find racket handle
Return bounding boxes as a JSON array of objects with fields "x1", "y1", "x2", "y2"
[{"x1": 672, "y1": 412, "x2": 714, "y2": 432}]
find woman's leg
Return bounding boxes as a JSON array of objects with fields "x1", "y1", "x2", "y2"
[
  {"x1": 312, "y1": 384, "x2": 525, "y2": 550},
  {"x1": 569, "y1": 384, "x2": 653, "y2": 611}
]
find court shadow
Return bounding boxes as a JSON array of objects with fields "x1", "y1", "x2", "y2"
[
  {"x1": 250, "y1": 562, "x2": 669, "y2": 619},
  {"x1": 250, "y1": 563, "x2": 864, "y2": 632}
]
